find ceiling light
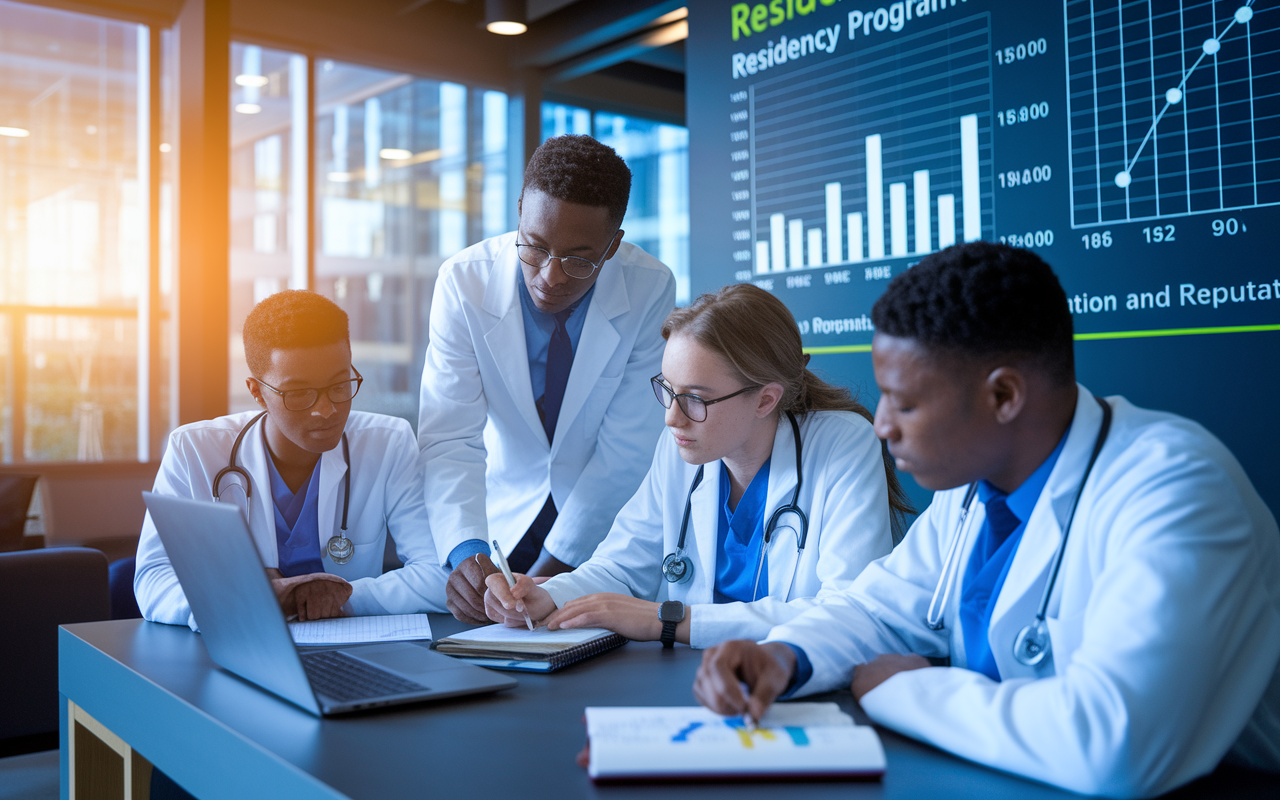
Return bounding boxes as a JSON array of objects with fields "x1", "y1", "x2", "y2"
[
  {"x1": 0, "y1": 126, "x2": 30, "y2": 138},
  {"x1": 380, "y1": 148, "x2": 413, "y2": 160},
  {"x1": 235, "y1": 103, "x2": 262, "y2": 115},
  {"x1": 485, "y1": 0, "x2": 527, "y2": 35},
  {"x1": 159, "y1": 143, "x2": 172, "y2": 153},
  {"x1": 235, "y1": 74, "x2": 269, "y2": 88},
  {"x1": 327, "y1": 172, "x2": 353, "y2": 183}
]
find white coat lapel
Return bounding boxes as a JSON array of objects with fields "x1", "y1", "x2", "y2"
[
  {"x1": 316, "y1": 442, "x2": 346, "y2": 562},
  {"x1": 553, "y1": 258, "x2": 626, "y2": 450},
  {"x1": 240, "y1": 421, "x2": 280, "y2": 569},
  {"x1": 482, "y1": 245, "x2": 544, "y2": 442},
  {"x1": 688, "y1": 462, "x2": 721, "y2": 602},
  {"x1": 764, "y1": 415, "x2": 802, "y2": 600},
  {"x1": 988, "y1": 386, "x2": 1105, "y2": 679}
]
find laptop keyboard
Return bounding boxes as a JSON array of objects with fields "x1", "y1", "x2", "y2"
[{"x1": 300, "y1": 650, "x2": 427, "y2": 704}]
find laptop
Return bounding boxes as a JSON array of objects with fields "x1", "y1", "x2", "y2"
[{"x1": 143, "y1": 491, "x2": 516, "y2": 716}]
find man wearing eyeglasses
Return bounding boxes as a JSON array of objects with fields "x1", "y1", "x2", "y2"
[
  {"x1": 135, "y1": 291, "x2": 450, "y2": 628},
  {"x1": 419, "y1": 135, "x2": 676, "y2": 625}
]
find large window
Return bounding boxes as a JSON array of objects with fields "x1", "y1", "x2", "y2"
[
  {"x1": 542, "y1": 102, "x2": 690, "y2": 304},
  {"x1": 228, "y1": 52, "x2": 512, "y2": 425},
  {"x1": 0, "y1": 0, "x2": 172, "y2": 463}
]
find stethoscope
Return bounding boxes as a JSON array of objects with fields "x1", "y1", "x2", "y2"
[
  {"x1": 661, "y1": 411, "x2": 809, "y2": 601},
  {"x1": 926, "y1": 396, "x2": 1112, "y2": 667},
  {"x1": 212, "y1": 411, "x2": 355, "y2": 565}
]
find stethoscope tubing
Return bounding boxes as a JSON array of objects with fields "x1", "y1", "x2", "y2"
[
  {"x1": 664, "y1": 411, "x2": 808, "y2": 599},
  {"x1": 924, "y1": 397, "x2": 1113, "y2": 655},
  {"x1": 212, "y1": 411, "x2": 352, "y2": 535}
]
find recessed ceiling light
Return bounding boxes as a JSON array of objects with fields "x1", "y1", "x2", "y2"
[
  {"x1": 327, "y1": 172, "x2": 353, "y2": 182},
  {"x1": 486, "y1": 21, "x2": 527, "y2": 35},
  {"x1": 235, "y1": 103, "x2": 262, "y2": 115},
  {"x1": 0, "y1": 126, "x2": 30, "y2": 138},
  {"x1": 380, "y1": 148, "x2": 413, "y2": 160},
  {"x1": 159, "y1": 143, "x2": 172, "y2": 153},
  {"x1": 235, "y1": 74, "x2": 269, "y2": 88}
]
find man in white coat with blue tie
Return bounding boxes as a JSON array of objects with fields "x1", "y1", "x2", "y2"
[
  {"x1": 419, "y1": 135, "x2": 676, "y2": 624},
  {"x1": 693, "y1": 242, "x2": 1280, "y2": 797}
]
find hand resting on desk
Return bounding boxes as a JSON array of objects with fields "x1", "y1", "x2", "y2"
[
  {"x1": 265, "y1": 568, "x2": 352, "y2": 621},
  {"x1": 446, "y1": 554, "x2": 501, "y2": 625}
]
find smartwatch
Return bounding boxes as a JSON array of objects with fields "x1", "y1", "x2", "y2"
[{"x1": 659, "y1": 601, "x2": 685, "y2": 649}]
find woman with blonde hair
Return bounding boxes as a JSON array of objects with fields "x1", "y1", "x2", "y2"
[{"x1": 486, "y1": 284, "x2": 911, "y2": 647}]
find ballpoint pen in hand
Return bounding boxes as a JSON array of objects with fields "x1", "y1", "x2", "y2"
[{"x1": 491, "y1": 540, "x2": 534, "y2": 631}]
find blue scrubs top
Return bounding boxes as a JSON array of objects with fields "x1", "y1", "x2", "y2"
[
  {"x1": 264, "y1": 431, "x2": 325, "y2": 578},
  {"x1": 714, "y1": 457, "x2": 771, "y2": 603}
]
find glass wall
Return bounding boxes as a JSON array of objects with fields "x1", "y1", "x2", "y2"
[
  {"x1": 228, "y1": 51, "x2": 513, "y2": 426},
  {"x1": 228, "y1": 43, "x2": 305, "y2": 412},
  {"x1": 0, "y1": 0, "x2": 170, "y2": 462},
  {"x1": 541, "y1": 102, "x2": 690, "y2": 304},
  {"x1": 313, "y1": 61, "x2": 510, "y2": 424}
]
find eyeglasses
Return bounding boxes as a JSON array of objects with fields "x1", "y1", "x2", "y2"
[
  {"x1": 514, "y1": 229, "x2": 619, "y2": 280},
  {"x1": 255, "y1": 368, "x2": 364, "y2": 412},
  {"x1": 651, "y1": 374, "x2": 760, "y2": 423}
]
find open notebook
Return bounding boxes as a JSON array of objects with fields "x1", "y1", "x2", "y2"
[
  {"x1": 584, "y1": 703, "x2": 885, "y2": 782},
  {"x1": 435, "y1": 625, "x2": 626, "y2": 672}
]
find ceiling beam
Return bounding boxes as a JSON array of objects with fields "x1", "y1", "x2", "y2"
[
  {"x1": 546, "y1": 17, "x2": 687, "y2": 83},
  {"x1": 515, "y1": 0, "x2": 685, "y2": 67}
]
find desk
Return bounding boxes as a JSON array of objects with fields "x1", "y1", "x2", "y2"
[{"x1": 59, "y1": 616, "x2": 1277, "y2": 800}]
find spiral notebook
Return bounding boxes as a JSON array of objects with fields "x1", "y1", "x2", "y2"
[{"x1": 435, "y1": 625, "x2": 626, "y2": 672}]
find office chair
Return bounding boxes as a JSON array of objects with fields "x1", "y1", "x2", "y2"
[
  {"x1": 0, "y1": 474, "x2": 39, "y2": 553},
  {"x1": 0, "y1": 547, "x2": 109, "y2": 755}
]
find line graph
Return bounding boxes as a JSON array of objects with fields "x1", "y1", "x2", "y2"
[{"x1": 1065, "y1": 0, "x2": 1280, "y2": 226}]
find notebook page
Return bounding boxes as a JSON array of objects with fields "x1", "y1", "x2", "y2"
[{"x1": 288, "y1": 614, "x2": 433, "y2": 645}]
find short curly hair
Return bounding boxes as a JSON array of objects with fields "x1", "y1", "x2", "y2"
[
  {"x1": 521, "y1": 135, "x2": 631, "y2": 227},
  {"x1": 243, "y1": 290, "x2": 349, "y2": 378},
  {"x1": 871, "y1": 242, "x2": 1075, "y2": 384}
]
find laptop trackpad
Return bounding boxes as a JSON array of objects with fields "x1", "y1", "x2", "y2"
[{"x1": 343, "y1": 643, "x2": 457, "y2": 680}]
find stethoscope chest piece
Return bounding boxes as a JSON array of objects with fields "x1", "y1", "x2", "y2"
[
  {"x1": 326, "y1": 534, "x2": 354, "y2": 565},
  {"x1": 662, "y1": 551, "x2": 693, "y2": 584},
  {"x1": 1013, "y1": 618, "x2": 1051, "y2": 666}
]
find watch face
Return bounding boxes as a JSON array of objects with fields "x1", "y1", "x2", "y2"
[{"x1": 659, "y1": 601, "x2": 684, "y2": 623}]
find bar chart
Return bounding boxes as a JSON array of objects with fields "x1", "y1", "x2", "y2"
[{"x1": 749, "y1": 14, "x2": 994, "y2": 275}]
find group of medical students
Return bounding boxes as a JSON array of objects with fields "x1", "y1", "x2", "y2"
[{"x1": 133, "y1": 134, "x2": 1280, "y2": 797}]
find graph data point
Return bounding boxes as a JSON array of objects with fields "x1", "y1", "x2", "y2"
[
  {"x1": 1114, "y1": 171, "x2": 1132, "y2": 189},
  {"x1": 1235, "y1": 6, "x2": 1253, "y2": 24},
  {"x1": 1202, "y1": 38, "x2": 1221, "y2": 55},
  {"x1": 1166, "y1": 87, "x2": 1183, "y2": 105}
]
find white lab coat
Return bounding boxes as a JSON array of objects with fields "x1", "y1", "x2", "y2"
[
  {"x1": 418, "y1": 232, "x2": 676, "y2": 567},
  {"x1": 543, "y1": 410, "x2": 894, "y2": 647},
  {"x1": 764, "y1": 386, "x2": 1280, "y2": 797},
  {"x1": 135, "y1": 411, "x2": 450, "y2": 628}
]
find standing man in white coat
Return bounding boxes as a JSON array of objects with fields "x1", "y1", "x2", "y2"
[
  {"x1": 135, "y1": 291, "x2": 449, "y2": 627},
  {"x1": 694, "y1": 243, "x2": 1280, "y2": 797},
  {"x1": 419, "y1": 135, "x2": 676, "y2": 624}
]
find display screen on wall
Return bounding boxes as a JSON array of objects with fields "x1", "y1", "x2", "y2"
[{"x1": 688, "y1": 0, "x2": 1280, "y2": 354}]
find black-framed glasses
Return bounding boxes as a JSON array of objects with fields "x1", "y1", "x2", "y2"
[
  {"x1": 514, "y1": 228, "x2": 619, "y2": 279},
  {"x1": 256, "y1": 367, "x2": 364, "y2": 412},
  {"x1": 651, "y1": 374, "x2": 760, "y2": 423}
]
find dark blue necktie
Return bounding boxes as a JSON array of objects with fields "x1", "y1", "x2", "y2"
[
  {"x1": 538, "y1": 308, "x2": 574, "y2": 443},
  {"x1": 960, "y1": 492, "x2": 1023, "y2": 681}
]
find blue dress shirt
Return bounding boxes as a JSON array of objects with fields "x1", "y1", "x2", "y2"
[
  {"x1": 714, "y1": 458, "x2": 772, "y2": 603},
  {"x1": 960, "y1": 428, "x2": 1070, "y2": 681},
  {"x1": 444, "y1": 272, "x2": 597, "y2": 570},
  {"x1": 264, "y1": 435, "x2": 325, "y2": 578}
]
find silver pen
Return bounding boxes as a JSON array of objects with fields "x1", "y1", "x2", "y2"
[{"x1": 491, "y1": 540, "x2": 534, "y2": 631}]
